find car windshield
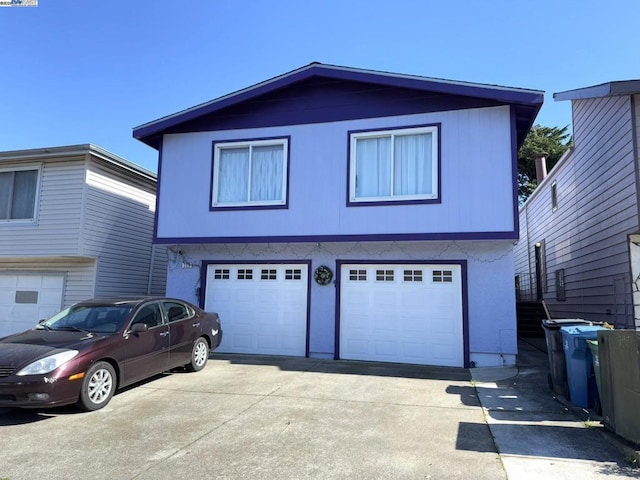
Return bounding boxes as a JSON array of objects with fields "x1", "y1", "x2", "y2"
[{"x1": 38, "y1": 305, "x2": 134, "y2": 334}]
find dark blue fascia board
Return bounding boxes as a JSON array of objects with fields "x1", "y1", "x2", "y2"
[
  {"x1": 134, "y1": 63, "x2": 543, "y2": 149},
  {"x1": 153, "y1": 231, "x2": 518, "y2": 245}
]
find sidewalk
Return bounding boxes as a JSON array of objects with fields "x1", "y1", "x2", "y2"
[{"x1": 471, "y1": 340, "x2": 639, "y2": 479}]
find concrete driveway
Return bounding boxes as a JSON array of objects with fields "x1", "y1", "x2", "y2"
[{"x1": 0, "y1": 354, "x2": 504, "y2": 480}]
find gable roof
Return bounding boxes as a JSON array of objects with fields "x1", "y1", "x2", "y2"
[
  {"x1": 554, "y1": 80, "x2": 640, "y2": 101},
  {"x1": 133, "y1": 62, "x2": 543, "y2": 150}
]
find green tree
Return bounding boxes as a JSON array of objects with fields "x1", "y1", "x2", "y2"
[{"x1": 518, "y1": 125, "x2": 572, "y2": 204}]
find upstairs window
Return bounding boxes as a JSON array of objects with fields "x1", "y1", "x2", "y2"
[
  {"x1": 212, "y1": 137, "x2": 289, "y2": 209},
  {"x1": 349, "y1": 125, "x2": 439, "y2": 205},
  {"x1": 551, "y1": 181, "x2": 558, "y2": 212},
  {"x1": 0, "y1": 167, "x2": 39, "y2": 221}
]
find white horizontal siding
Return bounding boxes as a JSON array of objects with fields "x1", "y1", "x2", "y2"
[
  {"x1": 516, "y1": 94, "x2": 638, "y2": 326},
  {"x1": 0, "y1": 159, "x2": 84, "y2": 256},
  {"x1": 83, "y1": 160, "x2": 164, "y2": 297}
]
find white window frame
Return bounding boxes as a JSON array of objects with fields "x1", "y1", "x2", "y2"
[
  {"x1": 349, "y1": 125, "x2": 439, "y2": 204},
  {"x1": 0, "y1": 164, "x2": 41, "y2": 223},
  {"x1": 211, "y1": 138, "x2": 289, "y2": 209}
]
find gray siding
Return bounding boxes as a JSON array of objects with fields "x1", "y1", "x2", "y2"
[
  {"x1": 516, "y1": 94, "x2": 638, "y2": 326},
  {"x1": 83, "y1": 159, "x2": 165, "y2": 297},
  {"x1": 148, "y1": 245, "x2": 168, "y2": 296},
  {"x1": 0, "y1": 158, "x2": 85, "y2": 256}
]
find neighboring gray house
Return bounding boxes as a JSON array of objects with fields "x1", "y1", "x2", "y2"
[
  {"x1": 0, "y1": 144, "x2": 167, "y2": 337},
  {"x1": 134, "y1": 63, "x2": 543, "y2": 368},
  {"x1": 515, "y1": 80, "x2": 640, "y2": 329}
]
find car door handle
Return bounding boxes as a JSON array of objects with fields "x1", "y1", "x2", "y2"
[
  {"x1": 159, "y1": 331, "x2": 169, "y2": 337},
  {"x1": 192, "y1": 322, "x2": 200, "y2": 328}
]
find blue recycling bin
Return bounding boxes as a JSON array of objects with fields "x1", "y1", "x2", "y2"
[{"x1": 560, "y1": 325, "x2": 606, "y2": 408}]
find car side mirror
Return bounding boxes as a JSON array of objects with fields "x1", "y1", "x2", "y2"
[{"x1": 129, "y1": 323, "x2": 148, "y2": 334}]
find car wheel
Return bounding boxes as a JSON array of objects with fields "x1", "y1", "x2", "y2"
[
  {"x1": 186, "y1": 337, "x2": 209, "y2": 372},
  {"x1": 77, "y1": 361, "x2": 116, "y2": 411}
]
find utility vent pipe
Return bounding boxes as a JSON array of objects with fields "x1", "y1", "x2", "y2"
[{"x1": 534, "y1": 153, "x2": 548, "y2": 184}]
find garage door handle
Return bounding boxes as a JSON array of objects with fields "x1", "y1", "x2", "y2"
[{"x1": 192, "y1": 322, "x2": 200, "y2": 328}]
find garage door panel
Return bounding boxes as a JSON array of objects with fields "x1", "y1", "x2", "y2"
[
  {"x1": 402, "y1": 316, "x2": 427, "y2": 334},
  {"x1": 0, "y1": 274, "x2": 65, "y2": 338},
  {"x1": 374, "y1": 340, "x2": 398, "y2": 357},
  {"x1": 340, "y1": 264, "x2": 463, "y2": 367},
  {"x1": 205, "y1": 264, "x2": 308, "y2": 356},
  {"x1": 403, "y1": 341, "x2": 428, "y2": 359},
  {"x1": 347, "y1": 314, "x2": 369, "y2": 332},
  {"x1": 231, "y1": 334, "x2": 254, "y2": 349}
]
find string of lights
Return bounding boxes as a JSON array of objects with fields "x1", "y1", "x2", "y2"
[{"x1": 166, "y1": 240, "x2": 515, "y2": 272}]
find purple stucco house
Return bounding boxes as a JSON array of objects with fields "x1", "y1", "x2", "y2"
[{"x1": 134, "y1": 63, "x2": 542, "y2": 367}]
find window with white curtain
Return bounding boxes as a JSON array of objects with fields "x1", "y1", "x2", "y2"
[
  {"x1": 0, "y1": 167, "x2": 39, "y2": 221},
  {"x1": 349, "y1": 125, "x2": 439, "y2": 204},
  {"x1": 212, "y1": 138, "x2": 288, "y2": 208}
]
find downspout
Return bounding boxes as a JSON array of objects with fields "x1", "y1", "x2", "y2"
[{"x1": 146, "y1": 244, "x2": 156, "y2": 296}]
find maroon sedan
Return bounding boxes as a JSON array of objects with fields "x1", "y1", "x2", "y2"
[{"x1": 0, "y1": 297, "x2": 222, "y2": 411}]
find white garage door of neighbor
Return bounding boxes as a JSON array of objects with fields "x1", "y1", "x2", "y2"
[
  {"x1": 0, "y1": 274, "x2": 65, "y2": 338},
  {"x1": 340, "y1": 264, "x2": 464, "y2": 367},
  {"x1": 204, "y1": 264, "x2": 309, "y2": 356}
]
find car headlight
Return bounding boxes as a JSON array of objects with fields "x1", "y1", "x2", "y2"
[{"x1": 16, "y1": 350, "x2": 79, "y2": 376}]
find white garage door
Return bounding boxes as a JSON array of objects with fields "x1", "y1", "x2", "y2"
[
  {"x1": 204, "y1": 264, "x2": 309, "y2": 356},
  {"x1": 0, "y1": 274, "x2": 65, "y2": 338},
  {"x1": 340, "y1": 264, "x2": 464, "y2": 367}
]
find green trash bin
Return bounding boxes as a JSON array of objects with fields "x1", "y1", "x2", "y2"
[
  {"x1": 587, "y1": 339, "x2": 602, "y2": 414},
  {"x1": 597, "y1": 330, "x2": 640, "y2": 444}
]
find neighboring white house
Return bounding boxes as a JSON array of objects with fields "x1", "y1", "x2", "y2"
[
  {"x1": 134, "y1": 63, "x2": 543, "y2": 367},
  {"x1": 0, "y1": 144, "x2": 167, "y2": 337},
  {"x1": 515, "y1": 80, "x2": 640, "y2": 329}
]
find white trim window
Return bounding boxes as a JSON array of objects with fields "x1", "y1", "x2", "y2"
[
  {"x1": 349, "y1": 125, "x2": 438, "y2": 203},
  {"x1": 0, "y1": 166, "x2": 40, "y2": 222},
  {"x1": 212, "y1": 138, "x2": 288, "y2": 208}
]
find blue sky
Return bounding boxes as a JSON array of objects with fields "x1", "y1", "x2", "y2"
[{"x1": 2, "y1": 0, "x2": 639, "y2": 173}]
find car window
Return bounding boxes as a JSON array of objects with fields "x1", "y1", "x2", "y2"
[
  {"x1": 43, "y1": 305, "x2": 132, "y2": 333},
  {"x1": 86, "y1": 307, "x2": 129, "y2": 333},
  {"x1": 162, "y1": 301, "x2": 192, "y2": 323},
  {"x1": 131, "y1": 303, "x2": 163, "y2": 328}
]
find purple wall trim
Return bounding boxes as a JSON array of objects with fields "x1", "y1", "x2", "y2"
[
  {"x1": 333, "y1": 259, "x2": 470, "y2": 367},
  {"x1": 345, "y1": 123, "x2": 442, "y2": 207},
  {"x1": 209, "y1": 136, "x2": 291, "y2": 212},
  {"x1": 134, "y1": 64, "x2": 542, "y2": 150},
  {"x1": 510, "y1": 106, "x2": 520, "y2": 236},
  {"x1": 199, "y1": 259, "x2": 312, "y2": 357},
  {"x1": 153, "y1": 230, "x2": 518, "y2": 245}
]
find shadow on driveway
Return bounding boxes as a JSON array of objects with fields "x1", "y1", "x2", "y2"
[{"x1": 212, "y1": 352, "x2": 471, "y2": 381}]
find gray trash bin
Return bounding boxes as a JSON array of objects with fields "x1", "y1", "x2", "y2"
[{"x1": 541, "y1": 319, "x2": 601, "y2": 398}]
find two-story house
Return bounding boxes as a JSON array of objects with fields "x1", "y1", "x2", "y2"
[
  {"x1": 0, "y1": 144, "x2": 167, "y2": 337},
  {"x1": 133, "y1": 63, "x2": 543, "y2": 367},
  {"x1": 515, "y1": 80, "x2": 640, "y2": 329}
]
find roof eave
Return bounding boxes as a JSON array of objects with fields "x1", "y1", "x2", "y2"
[
  {"x1": 133, "y1": 63, "x2": 543, "y2": 149},
  {"x1": 554, "y1": 80, "x2": 640, "y2": 102}
]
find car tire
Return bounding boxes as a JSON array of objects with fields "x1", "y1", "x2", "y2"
[
  {"x1": 186, "y1": 337, "x2": 209, "y2": 372},
  {"x1": 77, "y1": 361, "x2": 116, "y2": 411}
]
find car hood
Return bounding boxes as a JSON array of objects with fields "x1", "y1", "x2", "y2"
[{"x1": 0, "y1": 329, "x2": 109, "y2": 367}]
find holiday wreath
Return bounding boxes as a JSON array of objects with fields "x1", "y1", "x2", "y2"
[{"x1": 314, "y1": 265, "x2": 334, "y2": 285}]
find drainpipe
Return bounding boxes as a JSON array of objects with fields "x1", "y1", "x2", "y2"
[{"x1": 146, "y1": 245, "x2": 156, "y2": 295}]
